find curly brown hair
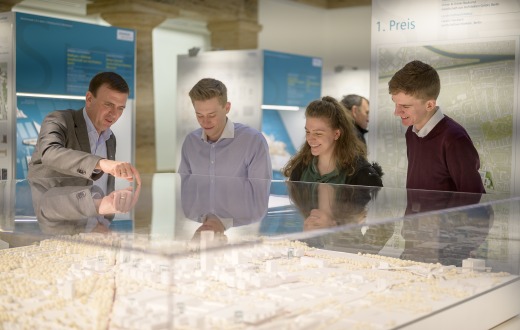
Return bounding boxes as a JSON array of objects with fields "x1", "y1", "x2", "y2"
[{"x1": 282, "y1": 96, "x2": 367, "y2": 178}]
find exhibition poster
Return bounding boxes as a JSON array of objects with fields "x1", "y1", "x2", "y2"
[
  {"x1": 371, "y1": 0, "x2": 520, "y2": 195},
  {"x1": 0, "y1": 13, "x2": 14, "y2": 181},
  {"x1": 15, "y1": 12, "x2": 136, "y2": 179},
  {"x1": 261, "y1": 50, "x2": 322, "y2": 179},
  {"x1": 371, "y1": 0, "x2": 520, "y2": 267},
  {"x1": 0, "y1": 12, "x2": 15, "y2": 232}
]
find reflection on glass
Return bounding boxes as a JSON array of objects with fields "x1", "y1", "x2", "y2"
[
  {"x1": 320, "y1": 187, "x2": 494, "y2": 267},
  {"x1": 286, "y1": 181, "x2": 393, "y2": 250},
  {"x1": 1, "y1": 174, "x2": 518, "y2": 329},
  {"x1": 398, "y1": 189, "x2": 493, "y2": 266},
  {"x1": 29, "y1": 177, "x2": 140, "y2": 235},
  {"x1": 180, "y1": 174, "x2": 270, "y2": 244},
  {"x1": 287, "y1": 181, "x2": 380, "y2": 230}
]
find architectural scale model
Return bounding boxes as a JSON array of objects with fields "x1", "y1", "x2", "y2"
[{"x1": 0, "y1": 232, "x2": 517, "y2": 329}]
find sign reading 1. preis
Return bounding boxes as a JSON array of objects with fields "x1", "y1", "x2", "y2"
[{"x1": 375, "y1": 19, "x2": 416, "y2": 32}]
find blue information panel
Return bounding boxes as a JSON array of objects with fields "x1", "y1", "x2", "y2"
[
  {"x1": 16, "y1": 13, "x2": 135, "y2": 98},
  {"x1": 15, "y1": 13, "x2": 136, "y2": 179},
  {"x1": 16, "y1": 97, "x2": 85, "y2": 179},
  {"x1": 261, "y1": 50, "x2": 322, "y2": 182},
  {"x1": 262, "y1": 50, "x2": 322, "y2": 107}
]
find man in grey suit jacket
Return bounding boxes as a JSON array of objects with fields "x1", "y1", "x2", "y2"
[{"x1": 28, "y1": 72, "x2": 140, "y2": 194}]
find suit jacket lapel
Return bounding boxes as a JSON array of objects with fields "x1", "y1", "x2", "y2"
[
  {"x1": 106, "y1": 135, "x2": 116, "y2": 194},
  {"x1": 72, "y1": 109, "x2": 92, "y2": 154},
  {"x1": 106, "y1": 135, "x2": 116, "y2": 160}
]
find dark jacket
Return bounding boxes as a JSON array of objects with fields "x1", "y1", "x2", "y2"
[{"x1": 355, "y1": 124, "x2": 368, "y2": 146}]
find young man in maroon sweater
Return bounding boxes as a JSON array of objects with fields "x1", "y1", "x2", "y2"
[{"x1": 388, "y1": 60, "x2": 485, "y2": 193}]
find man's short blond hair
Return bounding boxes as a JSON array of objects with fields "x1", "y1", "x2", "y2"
[{"x1": 189, "y1": 78, "x2": 228, "y2": 106}]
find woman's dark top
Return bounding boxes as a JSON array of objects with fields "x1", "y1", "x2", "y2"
[{"x1": 289, "y1": 157, "x2": 383, "y2": 187}]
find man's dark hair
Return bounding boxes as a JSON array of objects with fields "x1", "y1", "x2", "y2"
[
  {"x1": 388, "y1": 60, "x2": 440, "y2": 101},
  {"x1": 89, "y1": 72, "x2": 130, "y2": 96},
  {"x1": 340, "y1": 94, "x2": 369, "y2": 111}
]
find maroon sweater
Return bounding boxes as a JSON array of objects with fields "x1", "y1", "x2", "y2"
[{"x1": 406, "y1": 115, "x2": 485, "y2": 193}]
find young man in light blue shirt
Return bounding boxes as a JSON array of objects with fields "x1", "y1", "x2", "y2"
[{"x1": 178, "y1": 78, "x2": 272, "y2": 179}]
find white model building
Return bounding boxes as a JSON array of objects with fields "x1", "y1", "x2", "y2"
[{"x1": 0, "y1": 232, "x2": 517, "y2": 330}]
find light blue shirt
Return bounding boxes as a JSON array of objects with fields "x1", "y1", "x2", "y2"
[
  {"x1": 413, "y1": 106, "x2": 445, "y2": 138},
  {"x1": 83, "y1": 108, "x2": 112, "y2": 193},
  {"x1": 178, "y1": 118, "x2": 272, "y2": 179}
]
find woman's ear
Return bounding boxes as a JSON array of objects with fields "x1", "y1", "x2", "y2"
[{"x1": 334, "y1": 129, "x2": 340, "y2": 141}]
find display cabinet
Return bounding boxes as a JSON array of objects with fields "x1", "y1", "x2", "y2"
[{"x1": 1, "y1": 174, "x2": 519, "y2": 329}]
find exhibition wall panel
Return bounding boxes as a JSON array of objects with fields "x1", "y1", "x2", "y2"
[
  {"x1": 370, "y1": 0, "x2": 520, "y2": 195},
  {"x1": 2, "y1": 12, "x2": 136, "y2": 180}
]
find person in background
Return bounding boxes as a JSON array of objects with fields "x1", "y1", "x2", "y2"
[
  {"x1": 28, "y1": 71, "x2": 141, "y2": 194},
  {"x1": 389, "y1": 60, "x2": 485, "y2": 193},
  {"x1": 340, "y1": 94, "x2": 370, "y2": 145},
  {"x1": 282, "y1": 96, "x2": 383, "y2": 186},
  {"x1": 178, "y1": 78, "x2": 272, "y2": 179}
]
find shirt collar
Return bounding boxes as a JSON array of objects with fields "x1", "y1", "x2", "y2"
[
  {"x1": 413, "y1": 106, "x2": 444, "y2": 137},
  {"x1": 200, "y1": 117, "x2": 235, "y2": 142},
  {"x1": 83, "y1": 107, "x2": 112, "y2": 141}
]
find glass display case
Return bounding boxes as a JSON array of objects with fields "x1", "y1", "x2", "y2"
[{"x1": 1, "y1": 174, "x2": 519, "y2": 329}]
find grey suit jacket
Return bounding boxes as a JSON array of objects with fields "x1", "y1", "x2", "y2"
[
  {"x1": 29, "y1": 181, "x2": 104, "y2": 235},
  {"x1": 28, "y1": 109, "x2": 116, "y2": 193}
]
